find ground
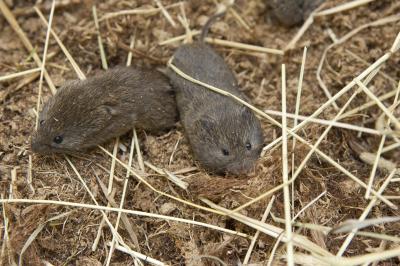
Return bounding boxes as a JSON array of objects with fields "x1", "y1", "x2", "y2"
[{"x1": 0, "y1": 0, "x2": 399, "y2": 265}]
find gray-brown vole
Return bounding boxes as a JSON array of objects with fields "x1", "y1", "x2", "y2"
[
  {"x1": 32, "y1": 66, "x2": 178, "y2": 154},
  {"x1": 166, "y1": 12, "x2": 264, "y2": 175},
  {"x1": 269, "y1": 0, "x2": 325, "y2": 27}
]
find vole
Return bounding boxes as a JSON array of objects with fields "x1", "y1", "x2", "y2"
[
  {"x1": 269, "y1": 0, "x2": 326, "y2": 27},
  {"x1": 166, "y1": 11, "x2": 264, "y2": 175},
  {"x1": 31, "y1": 66, "x2": 178, "y2": 154}
]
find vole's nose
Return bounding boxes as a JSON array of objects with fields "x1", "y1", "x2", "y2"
[
  {"x1": 227, "y1": 160, "x2": 256, "y2": 176},
  {"x1": 31, "y1": 140, "x2": 41, "y2": 153},
  {"x1": 31, "y1": 137, "x2": 48, "y2": 154}
]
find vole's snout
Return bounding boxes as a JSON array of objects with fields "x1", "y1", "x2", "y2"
[
  {"x1": 227, "y1": 159, "x2": 257, "y2": 176},
  {"x1": 31, "y1": 134, "x2": 49, "y2": 154},
  {"x1": 31, "y1": 139, "x2": 41, "y2": 154}
]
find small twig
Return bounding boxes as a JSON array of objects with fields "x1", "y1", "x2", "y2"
[
  {"x1": 99, "y1": 146, "x2": 226, "y2": 215},
  {"x1": 202, "y1": 199, "x2": 332, "y2": 257},
  {"x1": 263, "y1": 33, "x2": 399, "y2": 153},
  {"x1": 117, "y1": 41, "x2": 167, "y2": 64},
  {"x1": 99, "y1": 2, "x2": 182, "y2": 21},
  {"x1": 92, "y1": 5, "x2": 108, "y2": 70},
  {"x1": 315, "y1": 15, "x2": 400, "y2": 111},
  {"x1": 177, "y1": 3, "x2": 192, "y2": 43},
  {"x1": 93, "y1": 138, "x2": 120, "y2": 252},
  {"x1": 64, "y1": 157, "x2": 135, "y2": 258},
  {"x1": 159, "y1": 30, "x2": 283, "y2": 55},
  {"x1": 242, "y1": 196, "x2": 275, "y2": 265},
  {"x1": 92, "y1": 3, "x2": 113, "y2": 252},
  {"x1": 35, "y1": 7, "x2": 86, "y2": 80},
  {"x1": 280, "y1": 64, "x2": 294, "y2": 266},
  {"x1": 35, "y1": 0, "x2": 56, "y2": 129},
  {"x1": 154, "y1": 0, "x2": 177, "y2": 28},
  {"x1": 292, "y1": 191, "x2": 327, "y2": 222},
  {"x1": 228, "y1": 7, "x2": 250, "y2": 31},
  {"x1": 291, "y1": 47, "x2": 307, "y2": 216},
  {"x1": 204, "y1": 37, "x2": 283, "y2": 55},
  {"x1": 19, "y1": 212, "x2": 72, "y2": 266},
  {"x1": 336, "y1": 170, "x2": 397, "y2": 256},
  {"x1": 27, "y1": 155, "x2": 35, "y2": 194},
  {"x1": 315, "y1": 0, "x2": 377, "y2": 17},
  {"x1": 144, "y1": 161, "x2": 188, "y2": 190},
  {"x1": 345, "y1": 49, "x2": 397, "y2": 86},
  {"x1": 356, "y1": 81, "x2": 400, "y2": 130},
  {"x1": 382, "y1": 142, "x2": 400, "y2": 154},
  {"x1": 0, "y1": 0, "x2": 56, "y2": 94},
  {"x1": 0, "y1": 68, "x2": 41, "y2": 82},
  {"x1": 169, "y1": 134, "x2": 181, "y2": 166},
  {"x1": 158, "y1": 30, "x2": 201, "y2": 45},
  {"x1": 264, "y1": 109, "x2": 384, "y2": 135},
  {"x1": 339, "y1": 88, "x2": 400, "y2": 120},
  {"x1": 364, "y1": 138, "x2": 393, "y2": 200},
  {"x1": 333, "y1": 216, "x2": 400, "y2": 235},
  {"x1": 134, "y1": 129, "x2": 144, "y2": 172},
  {"x1": 0, "y1": 198, "x2": 249, "y2": 238},
  {"x1": 360, "y1": 152, "x2": 399, "y2": 176},
  {"x1": 107, "y1": 243, "x2": 164, "y2": 266},
  {"x1": 284, "y1": 3, "x2": 327, "y2": 51},
  {"x1": 107, "y1": 36, "x2": 141, "y2": 265},
  {"x1": 1, "y1": 195, "x2": 9, "y2": 266},
  {"x1": 267, "y1": 232, "x2": 286, "y2": 266}
]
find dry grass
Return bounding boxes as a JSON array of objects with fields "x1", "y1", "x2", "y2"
[{"x1": 0, "y1": 0, "x2": 399, "y2": 265}]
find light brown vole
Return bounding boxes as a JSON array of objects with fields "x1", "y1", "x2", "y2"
[
  {"x1": 31, "y1": 66, "x2": 178, "y2": 154},
  {"x1": 269, "y1": 0, "x2": 325, "y2": 27},
  {"x1": 166, "y1": 12, "x2": 264, "y2": 175}
]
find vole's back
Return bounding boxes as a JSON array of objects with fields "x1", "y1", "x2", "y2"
[
  {"x1": 167, "y1": 42, "x2": 264, "y2": 174},
  {"x1": 269, "y1": 0, "x2": 325, "y2": 27},
  {"x1": 168, "y1": 43, "x2": 245, "y2": 118},
  {"x1": 32, "y1": 67, "x2": 178, "y2": 154}
]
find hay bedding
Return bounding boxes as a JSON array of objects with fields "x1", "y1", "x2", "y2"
[{"x1": 0, "y1": 0, "x2": 399, "y2": 265}]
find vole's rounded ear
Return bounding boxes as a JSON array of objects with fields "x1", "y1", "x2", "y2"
[
  {"x1": 195, "y1": 117, "x2": 215, "y2": 133},
  {"x1": 100, "y1": 105, "x2": 119, "y2": 116},
  {"x1": 240, "y1": 106, "x2": 253, "y2": 118},
  {"x1": 98, "y1": 97, "x2": 120, "y2": 116}
]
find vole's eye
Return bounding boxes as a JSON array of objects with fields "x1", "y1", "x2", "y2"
[
  {"x1": 222, "y1": 149, "x2": 230, "y2": 156},
  {"x1": 53, "y1": 135, "x2": 63, "y2": 144},
  {"x1": 40, "y1": 120, "x2": 44, "y2": 125},
  {"x1": 245, "y1": 142, "x2": 252, "y2": 150}
]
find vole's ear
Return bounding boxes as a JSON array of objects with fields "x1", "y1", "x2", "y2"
[
  {"x1": 195, "y1": 117, "x2": 215, "y2": 132},
  {"x1": 240, "y1": 106, "x2": 252, "y2": 119},
  {"x1": 98, "y1": 103, "x2": 137, "y2": 122},
  {"x1": 101, "y1": 105, "x2": 119, "y2": 116},
  {"x1": 156, "y1": 67, "x2": 168, "y2": 75},
  {"x1": 99, "y1": 97, "x2": 120, "y2": 116}
]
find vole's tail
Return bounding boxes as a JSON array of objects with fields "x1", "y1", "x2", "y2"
[{"x1": 200, "y1": 2, "x2": 232, "y2": 43}]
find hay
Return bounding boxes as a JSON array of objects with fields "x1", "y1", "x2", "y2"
[{"x1": 1, "y1": 0, "x2": 399, "y2": 264}]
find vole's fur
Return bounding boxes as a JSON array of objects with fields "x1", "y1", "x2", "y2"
[
  {"x1": 166, "y1": 11, "x2": 264, "y2": 175},
  {"x1": 32, "y1": 67, "x2": 178, "y2": 154},
  {"x1": 269, "y1": 0, "x2": 326, "y2": 27}
]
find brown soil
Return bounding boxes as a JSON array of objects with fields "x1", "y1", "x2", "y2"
[{"x1": 1, "y1": 0, "x2": 399, "y2": 265}]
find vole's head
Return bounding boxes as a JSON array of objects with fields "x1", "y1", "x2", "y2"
[
  {"x1": 190, "y1": 106, "x2": 263, "y2": 175},
  {"x1": 31, "y1": 80, "x2": 115, "y2": 154}
]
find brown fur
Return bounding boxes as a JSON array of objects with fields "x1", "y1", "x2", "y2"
[
  {"x1": 31, "y1": 67, "x2": 178, "y2": 154},
  {"x1": 166, "y1": 15, "x2": 264, "y2": 175}
]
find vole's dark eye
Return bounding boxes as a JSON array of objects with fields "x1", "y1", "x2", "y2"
[
  {"x1": 245, "y1": 142, "x2": 252, "y2": 150},
  {"x1": 40, "y1": 120, "x2": 44, "y2": 125},
  {"x1": 53, "y1": 135, "x2": 63, "y2": 144},
  {"x1": 222, "y1": 149, "x2": 229, "y2": 156}
]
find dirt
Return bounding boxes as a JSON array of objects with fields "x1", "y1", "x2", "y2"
[{"x1": 1, "y1": 0, "x2": 399, "y2": 265}]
